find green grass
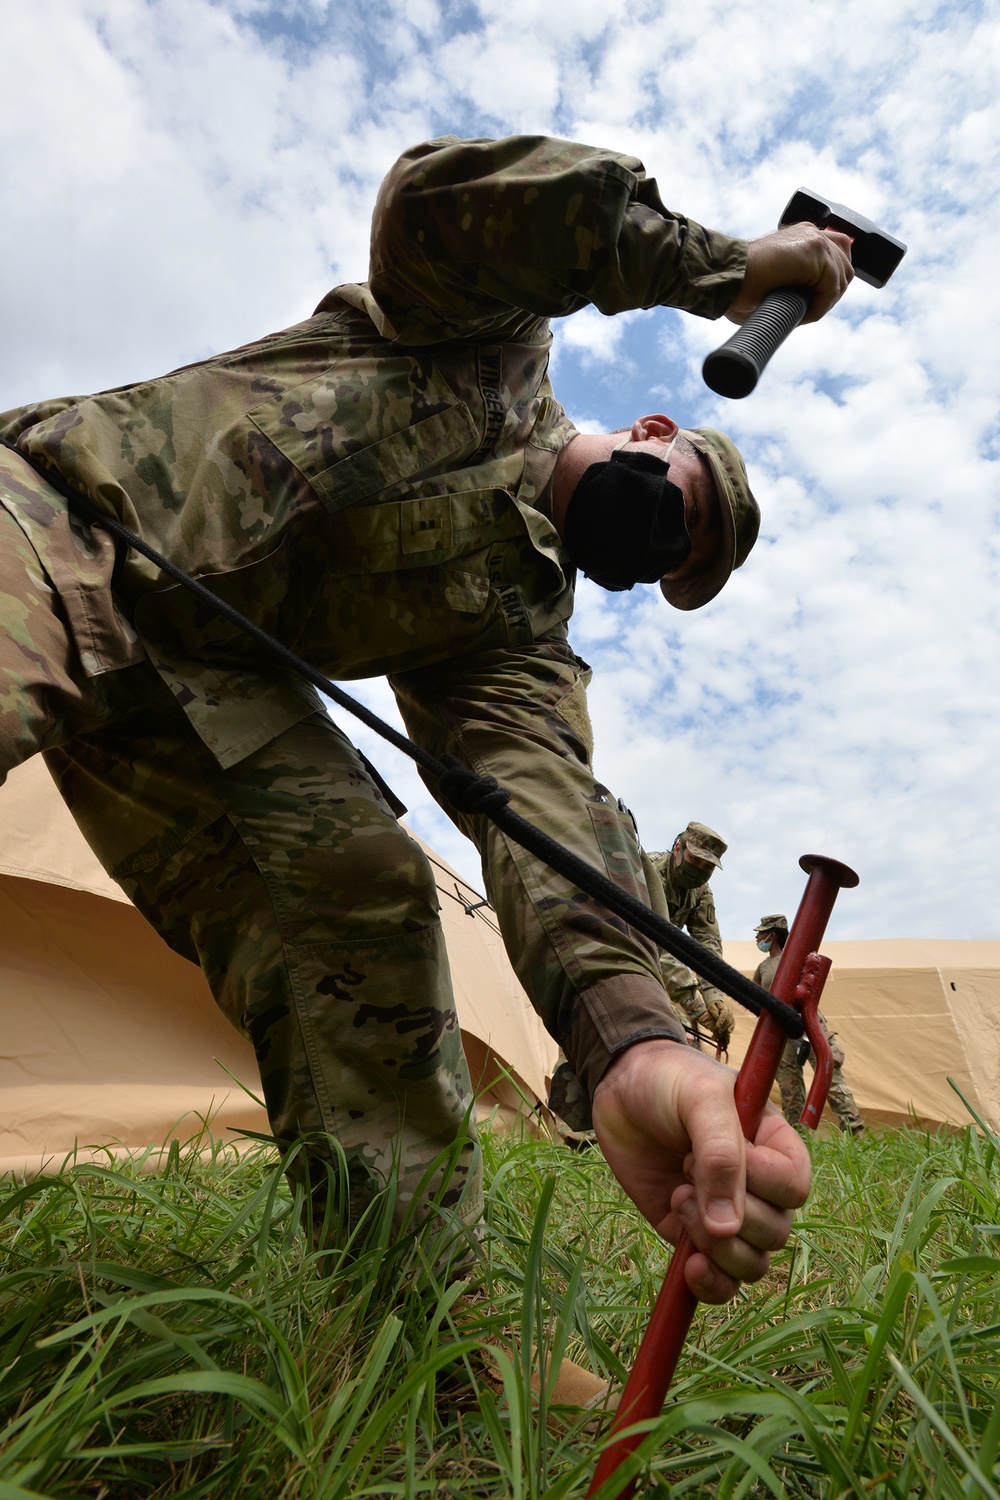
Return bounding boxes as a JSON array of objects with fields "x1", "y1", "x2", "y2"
[{"x1": 1, "y1": 1106, "x2": 998, "y2": 1499}]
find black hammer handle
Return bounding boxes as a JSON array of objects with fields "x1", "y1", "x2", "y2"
[{"x1": 702, "y1": 286, "x2": 812, "y2": 398}]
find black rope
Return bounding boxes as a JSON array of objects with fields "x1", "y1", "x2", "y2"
[{"x1": 0, "y1": 438, "x2": 804, "y2": 1038}]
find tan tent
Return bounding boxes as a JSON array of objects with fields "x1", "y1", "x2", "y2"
[
  {"x1": 3, "y1": 754, "x2": 996, "y2": 1170},
  {"x1": 722, "y1": 939, "x2": 1000, "y2": 1132},
  {"x1": 0, "y1": 757, "x2": 558, "y2": 1177}
]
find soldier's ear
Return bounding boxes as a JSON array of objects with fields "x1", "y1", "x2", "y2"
[{"x1": 632, "y1": 414, "x2": 679, "y2": 443}]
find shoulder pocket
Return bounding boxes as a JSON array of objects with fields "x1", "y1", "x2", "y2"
[{"x1": 247, "y1": 356, "x2": 476, "y2": 513}]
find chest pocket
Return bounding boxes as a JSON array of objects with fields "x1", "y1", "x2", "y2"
[
  {"x1": 247, "y1": 356, "x2": 477, "y2": 513},
  {"x1": 327, "y1": 485, "x2": 526, "y2": 577}
]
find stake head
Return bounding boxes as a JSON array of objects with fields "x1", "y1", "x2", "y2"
[{"x1": 798, "y1": 853, "x2": 860, "y2": 889}]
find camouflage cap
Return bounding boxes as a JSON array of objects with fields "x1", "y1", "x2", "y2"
[
  {"x1": 660, "y1": 428, "x2": 760, "y2": 611},
  {"x1": 678, "y1": 821, "x2": 727, "y2": 868},
  {"x1": 754, "y1": 913, "x2": 789, "y2": 933}
]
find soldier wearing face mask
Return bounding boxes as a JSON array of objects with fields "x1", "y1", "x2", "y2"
[{"x1": 646, "y1": 823, "x2": 736, "y2": 1053}]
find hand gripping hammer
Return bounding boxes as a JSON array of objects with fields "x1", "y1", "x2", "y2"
[
  {"x1": 702, "y1": 189, "x2": 906, "y2": 399},
  {"x1": 587, "y1": 853, "x2": 859, "y2": 1500}
]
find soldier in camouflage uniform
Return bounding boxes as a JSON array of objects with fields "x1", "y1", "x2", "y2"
[
  {"x1": 754, "y1": 915, "x2": 865, "y2": 1135},
  {"x1": 646, "y1": 823, "x2": 736, "y2": 1053},
  {"x1": 0, "y1": 134, "x2": 851, "y2": 1295}
]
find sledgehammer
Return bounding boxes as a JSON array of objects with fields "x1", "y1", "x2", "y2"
[{"x1": 702, "y1": 189, "x2": 906, "y2": 398}]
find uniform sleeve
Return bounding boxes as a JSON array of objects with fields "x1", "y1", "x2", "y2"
[
  {"x1": 686, "y1": 885, "x2": 723, "y2": 955},
  {"x1": 659, "y1": 951, "x2": 701, "y2": 1000},
  {"x1": 364, "y1": 134, "x2": 747, "y2": 345}
]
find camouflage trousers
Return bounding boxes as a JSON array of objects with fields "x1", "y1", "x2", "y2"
[
  {"x1": 777, "y1": 1040, "x2": 865, "y2": 1134},
  {"x1": 0, "y1": 503, "x2": 667, "y2": 1241}
]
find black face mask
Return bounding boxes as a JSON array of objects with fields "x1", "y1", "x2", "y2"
[
  {"x1": 675, "y1": 858, "x2": 711, "y2": 890},
  {"x1": 563, "y1": 449, "x2": 691, "y2": 592}
]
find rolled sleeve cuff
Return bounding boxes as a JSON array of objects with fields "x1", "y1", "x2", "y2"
[
  {"x1": 564, "y1": 974, "x2": 687, "y2": 1103},
  {"x1": 669, "y1": 220, "x2": 748, "y2": 319}
]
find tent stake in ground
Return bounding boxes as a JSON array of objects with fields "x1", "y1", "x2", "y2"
[{"x1": 589, "y1": 853, "x2": 859, "y2": 1500}]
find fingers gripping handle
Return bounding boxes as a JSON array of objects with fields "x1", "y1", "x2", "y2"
[{"x1": 702, "y1": 286, "x2": 812, "y2": 399}]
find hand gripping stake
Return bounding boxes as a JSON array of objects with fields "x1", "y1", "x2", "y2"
[{"x1": 587, "y1": 853, "x2": 859, "y2": 1500}]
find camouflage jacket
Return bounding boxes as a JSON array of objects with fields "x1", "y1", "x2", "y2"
[
  {"x1": 0, "y1": 134, "x2": 746, "y2": 768},
  {"x1": 646, "y1": 848, "x2": 725, "y2": 1001}
]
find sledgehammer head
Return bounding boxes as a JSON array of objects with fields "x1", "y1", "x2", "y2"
[
  {"x1": 779, "y1": 189, "x2": 906, "y2": 288},
  {"x1": 702, "y1": 188, "x2": 907, "y2": 397}
]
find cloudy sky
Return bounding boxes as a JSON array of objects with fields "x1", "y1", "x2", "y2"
[{"x1": 2, "y1": 0, "x2": 997, "y2": 941}]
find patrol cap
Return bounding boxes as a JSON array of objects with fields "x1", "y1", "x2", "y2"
[
  {"x1": 754, "y1": 913, "x2": 789, "y2": 933},
  {"x1": 677, "y1": 821, "x2": 727, "y2": 868},
  {"x1": 660, "y1": 428, "x2": 760, "y2": 611}
]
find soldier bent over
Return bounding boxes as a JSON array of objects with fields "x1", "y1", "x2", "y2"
[
  {"x1": 0, "y1": 133, "x2": 853, "y2": 1302},
  {"x1": 646, "y1": 822, "x2": 736, "y2": 1053}
]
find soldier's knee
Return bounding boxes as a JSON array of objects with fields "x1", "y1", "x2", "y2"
[
  {"x1": 364, "y1": 820, "x2": 440, "y2": 921},
  {"x1": 0, "y1": 703, "x2": 40, "y2": 780},
  {"x1": 309, "y1": 817, "x2": 441, "y2": 931}
]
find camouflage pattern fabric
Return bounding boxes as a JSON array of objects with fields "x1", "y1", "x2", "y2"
[
  {"x1": 0, "y1": 495, "x2": 153, "y2": 768},
  {"x1": 548, "y1": 1055, "x2": 595, "y2": 1134},
  {"x1": 41, "y1": 686, "x2": 481, "y2": 1238},
  {"x1": 646, "y1": 847, "x2": 733, "y2": 1046},
  {"x1": 391, "y1": 633, "x2": 669, "y2": 1048},
  {"x1": 0, "y1": 134, "x2": 748, "y2": 1242},
  {"x1": 668, "y1": 983, "x2": 712, "y2": 1047},
  {"x1": 0, "y1": 512, "x2": 673, "y2": 1234},
  {"x1": 0, "y1": 134, "x2": 744, "y2": 772}
]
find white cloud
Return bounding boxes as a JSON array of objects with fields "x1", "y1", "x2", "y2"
[{"x1": 551, "y1": 306, "x2": 639, "y2": 370}]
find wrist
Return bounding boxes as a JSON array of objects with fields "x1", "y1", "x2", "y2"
[
  {"x1": 562, "y1": 974, "x2": 687, "y2": 1106},
  {"x1": 594, "y1": 1035, "x2": 684, "y2": 1102}
]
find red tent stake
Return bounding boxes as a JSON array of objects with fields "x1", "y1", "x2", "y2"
[{"x1": 588, "y1": 854, "x2": 859, "y2": 1500}]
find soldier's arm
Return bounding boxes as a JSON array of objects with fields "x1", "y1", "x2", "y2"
[
  {"x1": 681, "y1": 889, "x2": 732, "y2": 1027},
  {"x1": 687, "y1": 885, "x2": 724, "y2": 956},
  {"x1": 364, "y1": 134, "x2": 747, "y2": 344},
  {"x1": 659, "y1": 951, "x2": 701, "y2": 1001},
  {"x1": 641, "y1": 850, "x2": 705, "y2": 1011}
]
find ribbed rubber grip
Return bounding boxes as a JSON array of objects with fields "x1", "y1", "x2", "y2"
[{"x1": 702, "y1": 286, "x2": 812, "y2": 398}]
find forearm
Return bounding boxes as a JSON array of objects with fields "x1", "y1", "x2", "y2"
[
  {"x1": 391, "y1": 636, "x2": 686, "y2": 1104},
  {"x1": 470, "y1": 754, "x2": 688, "y2": 1096},
  {"x1": 368, "y1": 134, "x2": 747, "y2": 342},
  {"x1": 659, "y1": 951, "x2": 702, "y2": 1003}
]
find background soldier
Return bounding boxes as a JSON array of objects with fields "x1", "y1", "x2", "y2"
[
  {"x1": 753, "y1": 915, "x2": 865, "y2": 1135},
  {"x1": 646, "y1": 822, "x2": 736, "y2": 1053}
]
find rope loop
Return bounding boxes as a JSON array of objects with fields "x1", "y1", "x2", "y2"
[{"x1": 437, "y1": 753, "x2": 512, "y2": 816}]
